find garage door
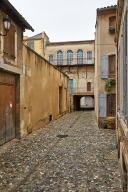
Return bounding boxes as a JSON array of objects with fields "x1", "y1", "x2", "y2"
[{"x1": 0, "y1": 71, "x2": 16, "y2": 145}]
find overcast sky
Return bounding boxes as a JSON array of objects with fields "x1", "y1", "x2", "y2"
[{"x1": 10, "y1": 0, "x2": 117, "y2": 42}]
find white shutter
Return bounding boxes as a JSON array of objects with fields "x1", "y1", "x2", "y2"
[
  {"x1": 100, "y1": 55, "x2": 108, "y2": 79},
  {"x1": 99, "y1": 93, "x2": 106, "y2": 117}
]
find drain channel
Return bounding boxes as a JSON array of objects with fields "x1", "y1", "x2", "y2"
[{"x1": 57, "y1": 134, "x2": 68, "y2": 139}]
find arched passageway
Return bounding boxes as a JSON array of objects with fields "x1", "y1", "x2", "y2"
[{"x1": 73, "y1": 95, "x2": 94, "y2": 111}]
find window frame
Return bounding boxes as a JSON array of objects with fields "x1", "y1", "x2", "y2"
[
  {"x1": 77, "y1": 49, "x2": 83, "y2": 65},
  {"x1": 4, "y1": 23, "x2": 16, "y2": 59},
  {"x1": 57, "y1": 50, "x2": 63, "y2": 65},
  {"x1": 109, "y1": 16, "x2": 116, "y2": 30},
  {"x1": 87, "y1": 51, "x2": 92, "y2": 60},
  {"x1": 67, "y1": 50, "x2": 73, "y2": 65},
  {"x1": 87, "y1": 82, "x2": 91, "y2": 92},
  {"x1": 108, "y1": 54, "x2": 116, "y2": 78},
  {"x1": 107, "y1": 94, "x2": 116, "y2": 117}
]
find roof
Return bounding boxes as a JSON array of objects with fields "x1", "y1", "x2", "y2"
[
  {"x1": 30, "y1": 33, "x2": 42, "y2": 40},
  {"x1": 47, "y1": 40, "x2": 95, "y2": 46},
  {"x1": 25, "y1": 32, "x2": 49, "y2": 40},
  {"x1": 97, "y1": 5, "x2": 117, "y2": 14},
  {"x1": 0, "y1": 0, "x2": 34, "y2": 31}
]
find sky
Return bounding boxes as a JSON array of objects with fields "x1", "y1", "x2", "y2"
[{"x1": 9, "y1": 0, "x2": 117, "y2": 42}]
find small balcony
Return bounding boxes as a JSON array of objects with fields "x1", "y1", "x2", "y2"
[{"x1": 49, "y1": 58, "x2": 95, "y2": 66}]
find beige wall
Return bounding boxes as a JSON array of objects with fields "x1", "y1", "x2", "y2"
[
  {"x1": 95, "y1": 9, "x2": 116, "y2": 120},
  {"x1": 60, "y1": 66, "x2": 94, "y2": 93},
  {"x1": 20, "y1": 45, "x2": 69, "y2": 136}
]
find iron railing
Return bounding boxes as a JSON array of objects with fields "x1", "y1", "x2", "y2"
[{"x1": 49, "y1": 58, "x2": 95, "y2": 66}]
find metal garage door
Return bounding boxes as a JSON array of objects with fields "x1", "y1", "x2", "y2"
[{"x1": 0, "y1": 71, "x2": 16, "y2": 145}]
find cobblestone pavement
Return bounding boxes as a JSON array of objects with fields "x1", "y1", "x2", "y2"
[{"x1": 0, "y1": 112, "x2": 122, "y2": 192}]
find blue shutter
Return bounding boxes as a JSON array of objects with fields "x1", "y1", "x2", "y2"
[
  {"x1": 100, "y1": 55, "x2": 108, "y2": 79},
  {"x1": 69, "y1": 79, "x2": 74, "y2": 95},
  {"x1": 99, "y1": 93, "x2": 106, "y2": 117}
]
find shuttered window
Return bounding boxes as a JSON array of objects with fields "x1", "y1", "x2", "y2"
[
  {"x1": 100, "y1": 55, "x2": 108, "y2": 79},
  {"x1": 99, "y1": 93, "x2": 106, "y2": 117},
  {"x1": 87, "y1": 82, "x2": 91, "y2": 91},
  {"x1": 107, "y1": 94, "x2": 116, "y2": 116},
  {"x1": 109, "y1": 16, "x2": 116, "y2": 28},
  {"x1": 4, "y1": 24, "x2": 16, "y2": 59},
  {"x1": 109, "y1": 55, "x2": 115, "y2": 78},
  {"x1": 69, "y1": 79, "x2": 74, "y2": 96}
]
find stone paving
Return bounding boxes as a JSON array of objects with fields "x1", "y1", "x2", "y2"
[{"x1": 0, "y1": 112, "x2": 122, "y2": 192}]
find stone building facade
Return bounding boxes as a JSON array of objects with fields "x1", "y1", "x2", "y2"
[
  {"x1": 95, "y1": 5, "x2": 117, "y2": 128},
  {"x1": 0, "y1": 0, "x2": 33, "y2": 145},
  {"x1": 24, "y1": 34, "x2": 95, "y2": 111},
  {"x1": 116, "y1": 0, "x2": 128, "y2": 190},
  {"x1": 0, "y1": 0, "x2": 69, "y2": 145}
]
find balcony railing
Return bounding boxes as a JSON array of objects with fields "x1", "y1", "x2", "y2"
[{"x1": 49, "y1": 58, "x2": 95, "y2": 66}]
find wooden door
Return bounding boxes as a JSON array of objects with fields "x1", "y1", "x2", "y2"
[{"x1": 0, "y1": 71, "x2": 16, "y2": 145}]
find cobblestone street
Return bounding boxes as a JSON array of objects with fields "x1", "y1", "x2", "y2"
[{"x1": 0, "y1": 112, "x2": 121, "y2": 192}]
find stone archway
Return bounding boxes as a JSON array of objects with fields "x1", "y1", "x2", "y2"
[{"x1": 73, "y1": 95, "x2": 94, "y2": 111}]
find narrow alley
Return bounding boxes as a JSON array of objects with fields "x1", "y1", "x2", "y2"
[{"x1": 0, "y1": 112, "x2": 121, "y2": 192}]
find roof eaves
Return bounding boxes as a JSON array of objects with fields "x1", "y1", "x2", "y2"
[
  {"x1": 97, "y1": 5, "x2": 117, "y2": 13},
  {"x1": 0, "y1": 0, "x2": 34, "y2": 32}
]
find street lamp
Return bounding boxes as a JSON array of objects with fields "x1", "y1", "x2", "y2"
[{"x1": 0, "y1": 15, "x2": 11, "y2": 36}]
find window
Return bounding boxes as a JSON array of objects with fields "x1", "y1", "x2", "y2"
[
  {"x1": 109, "y1": 16, "x2": 116, "y2": 32},
  {"x1": 4, "y1": 24, "x2": 15, "y2": 59},
  {"x1": 108, "y1": 55, "x2": 115, "y2": 78},
  {"x1": 49, "y1": 55, "x2": 53, "y2": 63},
  {"x1": 67, "y1": 50, "x2": 73, "y2": 65},
  {"x1": 100, "y1": 55, "x2": 109, "y2": 79},
  {"x1": 107, "y1": 94, "x2": 116, "y2": 116},
  {"x1": 87, "y1": 82, "x2": 91, "y2": 91},
  {"x1": 87, "y1": 51, "x2": 92, "y2": 60},
  {"x1": 77, "y1": 49, "x2": 83, "y2": 65},
  {"x1": 69, "y1": 79, "x2": 74, "y2": 95},
  {"x1": 28, "y1": 40, "x2": 34, "y2": 50},
  {"x1": 57, "y1": 50, "x2": 63, "y2": 65}
]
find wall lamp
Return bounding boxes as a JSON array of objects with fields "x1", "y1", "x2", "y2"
[{"x1": 0, "y1": 15, "x2": 11, "y2": 36}]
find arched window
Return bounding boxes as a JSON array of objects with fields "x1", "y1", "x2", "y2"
[
  {"x1": 67, "y1": 50, "x2": 73, "y2": 65},
  {"x1": 57, "y1": 50, "x2": 63, "y2": 65},
  {"x1": 77, "y1": 49, "x2": 83, "y2": 64}
]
